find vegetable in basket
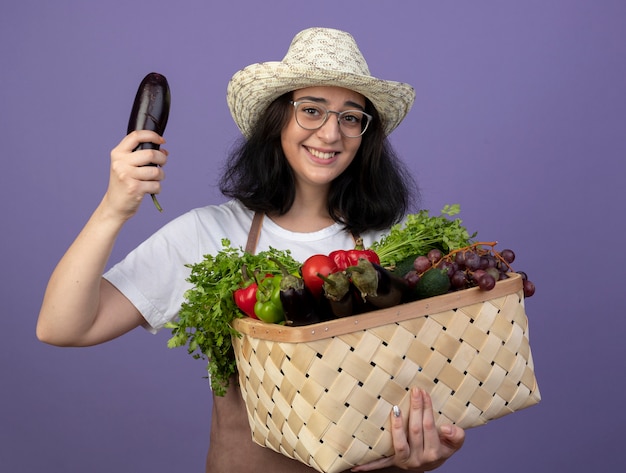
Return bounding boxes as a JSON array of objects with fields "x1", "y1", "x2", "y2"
[
  {"x1": 328, "y1": 238, "x2": 380, "y2": 270},
  {"x1": 278, "y1": 269, "x2": 321, "y2": 326},
  {"x1": 168, "y1": 206, "x2": 537, "y2": 396},
  {"x1": 233, "y1": 265, "x2": 259, "y2": 319},
  {"x1": 300, "y1": 254, "x2": 338, "y2": 298},
  {"x1": 254, "y1": 275, "x2": 285, "y2": 324},
  {"x1": 317, "y1": 270, "x2": 354, "y2": 318},
  {"x1": 413, "y1": 267, "x2": 451, "y2": 299},
  {"x1": 370, "y1": 204, "x2": 475, "y2": 268},
  {"x1": 165, "y1": 240, "x2": 300, "y2": 396},
  {"x1": 405, "y1": 242, "x2": 537, "y2": 299},
  {"x1": 347, "y1": 258, "x2": 410, "y2": 309}
]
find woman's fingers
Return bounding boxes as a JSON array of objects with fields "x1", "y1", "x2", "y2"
[
  {"x1": 104, "y1": 132, "x2": 169, "y2": 218},
  {"x1": 418, "y1": 389, "x2": 466, "y2": 455},
  {"x1": 416, "y1": 388, "x2": 440, "y2": 460},
  {"x1": 113, "y1": 131, "x2": 168, "y2": 167},
  {"x1": 119, "y1": 129, "x2": 166, "y2": 152},
  {"x1": 410, "y1": 389, "x2": 465, "y2": 463},
  {"x1": 134, "y1": 164, "x2": 165, "y2": 188},
  {"x1": 350, "y1": 387, "x2": 465, "y2": 472},
  {"x1": 126, "y1": 148, "x2": 168, "y2": 168},
  {"x1": 110, "y1": 149, "x2": 167, "y2": 185},
  {"x1": 396, "y1": 387, "x2": 439, "y2": 466},
  {"x1": 111, "y1": 130, "x2": 168, "y2": 181},
  {"x1": 439, "y1": 423, "x2": 466, "y2": 452}
]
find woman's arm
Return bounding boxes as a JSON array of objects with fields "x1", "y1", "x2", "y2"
[{"x1": 36, "y1": 130, "x2": 168, "y2": 346}]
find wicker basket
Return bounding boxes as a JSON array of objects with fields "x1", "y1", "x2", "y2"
[{"x1": 231, "y1": 272, "x2": 540, "y2": 473}]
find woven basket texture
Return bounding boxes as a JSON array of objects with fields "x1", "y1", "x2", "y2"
[{"x1": 231, "y1": 273, "x2": 540, "y2": 473}]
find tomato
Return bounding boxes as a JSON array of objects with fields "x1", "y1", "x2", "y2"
[{"x1": 301, "y1": 254, "x2": 338, "y2": 298}]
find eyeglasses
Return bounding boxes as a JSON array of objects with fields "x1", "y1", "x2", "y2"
[{"x1": 290, "y1": 101, "x2": 372, "y2": 138}]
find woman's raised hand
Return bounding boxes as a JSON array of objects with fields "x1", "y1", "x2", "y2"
[
  {"x1": 105, "y1": 130, "x2": 168, "y2": 220},
  {"x1": 37, "y1": 131, "x2": 164, "y2": 347}
]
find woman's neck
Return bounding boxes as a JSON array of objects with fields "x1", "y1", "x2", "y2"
[{"x1": 268, "y1": 186, "x2": 335, "y2": 232}]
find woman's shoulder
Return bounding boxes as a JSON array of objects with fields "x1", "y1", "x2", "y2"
[
  {"x1": 170, "y1": 200, "x2": 253, "y2": 228},
  {"x1": 185, "y1": 199, "x2": 252, "y2": 218},
  {"x1": 180, "y1": 200, "x2": 256, "y2": 248},
  {"x1": 144, "y1": 200, "x2": 253, "y2": 248}
]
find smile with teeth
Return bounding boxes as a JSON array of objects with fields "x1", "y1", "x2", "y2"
[{"x1": 307, "y1": 147, "x2": 337, "y2": 160}]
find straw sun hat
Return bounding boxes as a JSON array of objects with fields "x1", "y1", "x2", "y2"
[{"x1": 227, "y1": 27, "x2": 415, "y2": 138}]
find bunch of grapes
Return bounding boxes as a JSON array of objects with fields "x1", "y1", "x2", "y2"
[{"x1": 403, "y1": 242, "x2": 536, "y2": 298}]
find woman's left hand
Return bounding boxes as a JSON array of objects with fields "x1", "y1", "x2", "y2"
[{"x1": 351, "y1": 387, "x2": 465, "y2": 472}]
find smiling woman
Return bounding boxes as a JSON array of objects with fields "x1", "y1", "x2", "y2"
[
  {"x1": 3, "y1": 1, "x2": 623, "y2": 472},
  {"x1": 36, "y1": 27, "x2": 465, "y2": 472}
]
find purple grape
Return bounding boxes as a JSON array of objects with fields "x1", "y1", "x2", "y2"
[
  {"x1": 477, "y1": 273, "x2": 496, "y2": 291},
  {"x1": 404, "y1": 270, "x2": 420, "y2": 288},
  {"x1": 454, "y1": 251, "x2": 467, "y2": 268},
  {"x1": 464, "y1": 251, "x2": 481, "y2": 271},
  {"x1": 413, "y1": 255, "x2": 431, "y2": 273},
  {"x1": 427, "y1": 248, "x2": 443, "y2": 264},
  {"x1": 523, "y1": 280, "x2": 536, "y2": 297},
  {"x1": 450, "y1": 270, "x2": 468, "y2": 289},
  {"x1": 484, "y1": 254, "x2": 497, "y2": 268},
  {"x1": 438, "y1": 260, "x2": 455, "y2": 276},
  {"x1": 500, "y1": 249, "x2": 516, "y2": 264},
  {"x1": 485, "y1": 267, "x2": 500, "y2": 281},
  {"x1": 471, "y1": 269, "x2": 486, "y2": 284},
  {"x1": 497, "y1": 259, "x2": 510, "y2": 271}
]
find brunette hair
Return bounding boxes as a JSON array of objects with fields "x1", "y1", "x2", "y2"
[{"x1": 219, "y1": 92, "x2": 419, "y2": 235}]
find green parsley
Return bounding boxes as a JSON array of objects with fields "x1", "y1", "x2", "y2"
[
  {"x1": 371, "y1": 204, "x2": 476, "y2": 268},
  {"x1": 165, "y1": 239, "x2": 300, "y2": 396}
]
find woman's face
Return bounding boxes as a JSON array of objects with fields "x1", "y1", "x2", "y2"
[{"x1": 281, "y1": 86, "x2": 365, "y2": 192}]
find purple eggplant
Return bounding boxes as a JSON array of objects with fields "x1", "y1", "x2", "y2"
[
  {"x1": 127, "y1": 72, "x2": 171, "y2": 211},
  {"x1": 348, "y1": 259, "x2": 410, "y2": 309}
]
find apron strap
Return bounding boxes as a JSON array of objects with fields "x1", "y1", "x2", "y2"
[{"x1": 245, "y1": 211, "x2": 264, "y2": 255}]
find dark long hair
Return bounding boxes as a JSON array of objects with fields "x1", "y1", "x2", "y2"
[{"x1": 219, "y1": 92, "x2": 419, "y2": 235}]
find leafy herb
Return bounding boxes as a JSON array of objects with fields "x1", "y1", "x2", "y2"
[
  {"x1": 165, "y1": 239, "x2": 301, "y2": 396},
  {"x1": 371, "y1": 204, "x2": 476, "y2": 267}
]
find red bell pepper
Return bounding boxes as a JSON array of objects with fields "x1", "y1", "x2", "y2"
[
  {"x1": 233, "y1": 265, "x2": 259, "y2": 319},
  {"x1": 329, "y1": 238, "x2": 380, "y2": 270}
]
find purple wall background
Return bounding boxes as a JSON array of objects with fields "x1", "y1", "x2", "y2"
[{"x1": 2, "y1": 1, "x2": 624, "y2": 472}]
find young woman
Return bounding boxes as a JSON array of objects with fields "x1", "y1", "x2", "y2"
[{"x1": 37, "y1": 28, "x2": 465, "y2": 472}]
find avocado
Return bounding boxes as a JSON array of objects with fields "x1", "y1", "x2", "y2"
[
  {"x1": 414, "y1": 268, "x2": 451, "y2": 299},
  {"x1": 391, "y1": 254, "x2": 420, "y2": 277}
]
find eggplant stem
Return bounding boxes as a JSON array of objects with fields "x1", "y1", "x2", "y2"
[{"x1": 151, "y1": 194, "x2": 163, "y2": 212}]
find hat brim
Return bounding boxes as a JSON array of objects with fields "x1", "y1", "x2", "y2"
[{"x1": 227, "y1": 61, "x2": 415, "y2": 138}]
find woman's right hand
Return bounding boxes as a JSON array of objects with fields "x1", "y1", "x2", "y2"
[{"x1": 104, "y1": 130, "x2": 169, "y2": 220}]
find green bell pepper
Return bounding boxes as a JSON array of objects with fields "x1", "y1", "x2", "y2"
[{"x1": 253, "y1": 275, "x2": 284, "y2": 323}]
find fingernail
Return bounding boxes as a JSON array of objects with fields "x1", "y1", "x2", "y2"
[{"x1": 392, "y1": 405, "x2": 401, "y2": 417}]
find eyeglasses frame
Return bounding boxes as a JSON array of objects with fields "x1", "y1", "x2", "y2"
[{"x1": 289, "y1": 100, "x2": 373, "y2": 138}]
